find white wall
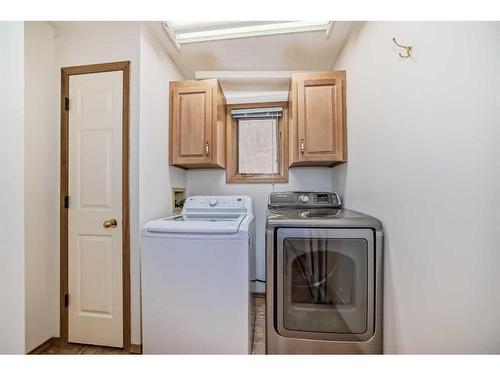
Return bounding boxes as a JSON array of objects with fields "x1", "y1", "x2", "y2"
[
  {"x1": 332, "y1": 21, "x2": 500, "y2": 353},
  {"x1": 139, "y1": 26, "x2": 186, "y2": 224},
  {"x1": 186, "y1": 168, "x2": 334, "y2": 292},
  {"x1": 24, "y1": 21, "x2": 60, "y2": 353},
  {"x1": 0, "y1": 21, "x2": 26, "y2": 354},
  {"x1": 138, "y1": 26, "x2": 187, "y2": 343},
  {"x1": 54, "y1": 21, "x2": 143, "y2": 345}
]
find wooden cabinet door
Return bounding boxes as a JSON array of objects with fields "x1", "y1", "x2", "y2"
[
  {"x1": 296, "y1": 73, "x2": 345, "y2": 162},
  {"x1": 170, "y1": 83, "x2": 212, "y2": 165}
]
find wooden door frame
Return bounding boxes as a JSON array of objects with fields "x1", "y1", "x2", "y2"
[{"x1": 60, "y1": 61, "x2": 131, "y2": 351}]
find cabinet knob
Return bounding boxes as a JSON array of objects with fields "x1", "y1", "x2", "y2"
[
  {"x1": 300, "y1": 139, "x2": 304, "y2": 154},
  {"x1": 205, "y1": 141, "x2": 209, "y2": 155}
]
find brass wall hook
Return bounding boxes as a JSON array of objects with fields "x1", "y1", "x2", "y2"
[{"x1": 392, "y1": 37, "x2": 412, "y2": 58}]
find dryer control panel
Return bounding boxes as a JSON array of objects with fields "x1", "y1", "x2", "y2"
[{"x1": 268, "y1": 191, "x2": 341, "y2": 208}]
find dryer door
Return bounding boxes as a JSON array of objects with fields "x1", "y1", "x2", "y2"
[{"x1": 276, "y1": 228, "x2": 375, "y2": 341}]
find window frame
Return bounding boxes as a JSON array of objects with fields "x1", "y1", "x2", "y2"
[{"x1": 226, "y1": 102, "x2": 289, "y2": 184}]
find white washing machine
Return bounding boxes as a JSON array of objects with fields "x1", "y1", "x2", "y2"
[{"x1": 141, "y1": 196, "x2": 255, "y2": 354}]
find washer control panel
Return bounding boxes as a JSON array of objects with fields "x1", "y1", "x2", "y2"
[{"x1": 183, "y1": 196, "x2": 253, "y2": 213}]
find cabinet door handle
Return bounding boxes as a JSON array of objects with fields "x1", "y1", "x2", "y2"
[
  {"x1": 300, "y1": 139, "x2": 304, "y2": 154},
  {"x1": 205, "y1": 142, "x2": 209, "y2": 155}
]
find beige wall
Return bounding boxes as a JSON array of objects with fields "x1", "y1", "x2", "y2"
[
  {"x1": 139, "y1": 26, "x2": 186, "y2": 224},
  {"x1": 332, "y1": 21, "x2": 500, "y2": 353},
  {"x1": 24, "y1": 21, "x2": 60, "y2": 353},
  {"x1": 0, "y1": 21, "x2": 26, "y2": 354}
]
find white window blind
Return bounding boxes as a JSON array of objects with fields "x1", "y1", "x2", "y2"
[{"x1": 237, "y1": 118, "x2": 278, "y2": 174}]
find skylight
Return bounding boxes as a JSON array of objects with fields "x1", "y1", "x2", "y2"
[{"x1": 162, "y1": 21, "x2": 333, "y2": 49}]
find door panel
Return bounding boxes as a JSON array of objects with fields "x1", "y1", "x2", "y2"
[
  {"x1": 297, "y1": 75, "x2": 344, "y2": 162},
  {"x1": 179, "y1": 91, "x2": 207, "y2": 156},
  {"x1": 171, "y1": 85, "x2": 212, "y2": 164},
  {"x1": 78, "y1": 130, "x2": 112, "y2": 208},
  {"x1": 68, "y1": 71, "x2": 123, "y2": 347},
  {"x1": 303, "y1": 85, "x2": 335, "y2": 153},
  {"x1": 79, "y1": 235, "x2": 113, "y2": 315},
  {"x1": 276, "y1": 228, "x2": 375, "y2": 342}
]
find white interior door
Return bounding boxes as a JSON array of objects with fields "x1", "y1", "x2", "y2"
[{"x1": 68, "y1": 70, "x2": 123, "y2": 347}]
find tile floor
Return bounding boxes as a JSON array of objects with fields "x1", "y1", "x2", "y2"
[
  {"x1": 30, "y1": 339, "x2": 128, "y2": 354},
  {"x1": 251, "y1": 296, "x2": 266, "y2": 354},
  {"x1": 32, "y1": 296, "x2": 266, "y2": 355}
]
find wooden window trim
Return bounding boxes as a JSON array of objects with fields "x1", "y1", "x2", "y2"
[{"x1": 226, "y1": 102, "x2": 289, "y2": 184}]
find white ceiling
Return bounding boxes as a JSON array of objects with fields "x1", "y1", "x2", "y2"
[{"x1": 147, "y1": 21, "x2": 354, "y2": 79}]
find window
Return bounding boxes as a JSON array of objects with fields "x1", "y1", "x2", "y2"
[
  {"x1": 238, "y1": 119, "x2": 278, "y2": 174},
  {"x1": 226, "y1": 103, "x2": 288, "y2": 183},
  {"x1": 163, "y1": 21, "x2": 333, "y2": 48}
]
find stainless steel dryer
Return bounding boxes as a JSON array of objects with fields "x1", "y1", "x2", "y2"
[{"x1": 265, "y1": 191, "x2": 383, "y2": 354}]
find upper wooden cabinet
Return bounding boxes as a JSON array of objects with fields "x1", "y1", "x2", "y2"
[
  {"x1": 169, "y1": 79, "x2": 226, "y2": 169},
  {"x1": 289, "y1": 71, "x2": 347, "y2": 167}
]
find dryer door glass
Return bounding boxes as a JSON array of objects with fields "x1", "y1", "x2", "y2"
[{"x1": 276, "y1": 228, "x2": 375, "y2": 341}]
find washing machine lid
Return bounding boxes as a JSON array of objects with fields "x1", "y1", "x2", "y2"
[
  {"x1": 145, "y1": 213, "x2": 246, "y2": 234},
  {"x1": 144, "y1": 196, "x2": 253, "y2": 235}
]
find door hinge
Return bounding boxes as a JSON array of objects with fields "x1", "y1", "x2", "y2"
[
  {"x1": 64, "y1": 195, "x2": 69, "y2": 209},
  {"x1": 64, "y1": 97, "x2": 70, "y2": 111},
  {"x1": 64, "y1": 293, "x2": 69, "y2": 307}
]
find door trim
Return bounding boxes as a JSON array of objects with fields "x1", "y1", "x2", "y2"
[{"x1": 60, "y1": 61, "x2": 131, "y2": 351}]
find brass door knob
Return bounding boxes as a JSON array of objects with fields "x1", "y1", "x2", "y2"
[{"x1": 103, "y1": 218, "x2": 118, "y2": 228}]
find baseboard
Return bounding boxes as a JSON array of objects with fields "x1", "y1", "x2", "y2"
[
  {"x1": 129, "y1": 344, "x2": 142, "y2": 354},
  {"x1": 28, "y1": 337, "x2": 59, "y2": 354},
  {"x1": 252, "y1": 292, "x2": 266, "y2": 299}
]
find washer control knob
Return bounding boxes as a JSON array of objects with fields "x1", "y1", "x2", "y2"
[
  {"x1": 208, "y1": 198, "x2": 219, "y2": 207},
  {"x1": 298, "y1": 195, "x2": 310, "y2": 204}
]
